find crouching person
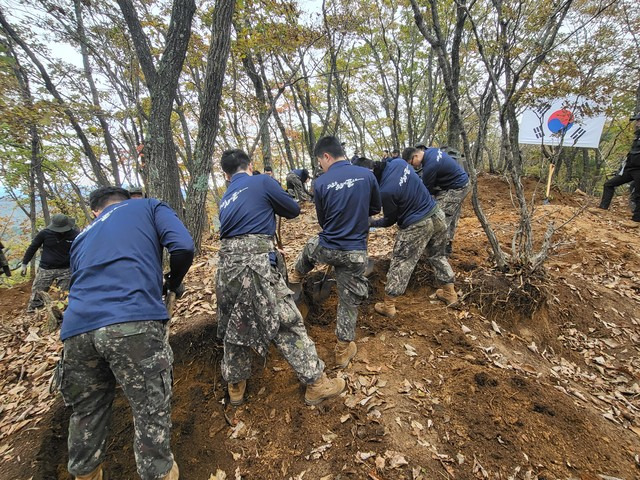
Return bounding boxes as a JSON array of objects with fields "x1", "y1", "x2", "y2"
[
  {"x1": 216, "y1": 149, "x2": 345, "y2": 406},
  {"x1": 59, "y1": 187, "x2": 194, "y2": 480},
  {"x1": 369, "y1": 159, "x2": 457, "y2": 317}
]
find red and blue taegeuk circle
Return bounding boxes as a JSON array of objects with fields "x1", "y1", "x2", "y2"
[{"x1": 547, "y1": 109, "x2": 575, "y2": 134}]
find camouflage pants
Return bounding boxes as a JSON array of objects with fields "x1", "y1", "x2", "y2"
[
  {"x1": 60, "y1": 321, "x2": 174, "y2": 480},
  {"x1": 286, "y1": 173, "x2": 310, "y2": 201},
  {"x1": 294, "y1": 236, "x2": 368, "y2": 342},
  {"x1": 434, "y1": 182, "x2": 470, "y2": 243},
  {"x1": 221, "y1": 284, "x2": 324, "y2": 385},
  {"x1": 386, "y1": 207, "x2": 455, "y2": 297},
  {"x1": 28, "y1": 267, "x2": 71, "y2": 309}
]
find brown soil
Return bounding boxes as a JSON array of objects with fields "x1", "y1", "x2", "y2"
[{"x1": 1, "y1": 176, "x2": 639, "y2": 480}]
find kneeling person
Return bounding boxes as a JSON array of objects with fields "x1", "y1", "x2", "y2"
[
  {"x1": 216, "y1": 149, "x2": 345, "y2": 406},
  {"x1": 60, "y1": 187, "x2": 194, "y2": 480},
  {"x1": 370, "y1": 159, "x2": 457, "y2": 317}
]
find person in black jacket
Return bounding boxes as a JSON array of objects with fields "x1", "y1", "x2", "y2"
[
  {"x1": 598, "y1": 113, "x2": 640, "y2": 222},
  {"x1": 22, "y1": 214, "x2": 79, "y2": 311}
]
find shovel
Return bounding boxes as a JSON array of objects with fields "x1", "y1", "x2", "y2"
[{"x1": 311, "y1": 265, "x2": 334, "y2": 303}]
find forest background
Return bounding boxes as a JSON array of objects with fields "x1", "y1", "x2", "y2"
[{"x1": 0, "y1": 0, "x2": 638, "y2": 281}]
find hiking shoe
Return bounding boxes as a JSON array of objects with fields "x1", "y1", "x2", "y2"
[
  {"x1": 228, "y1": 380, "x2": 246, "y2": 406},
  {"x1": 374, "y1": 295, "x2": 396, "y2": 317},
  {"x1": 76, "y1": 464, "x2": 103, "y2": 480},
  {"x1": 161, "y1": 462, "x2": 179, "y2": 480},
  {"x1": 335, "y1": 340, "x2": 357, "y2": 368},
  {"x1": 435, "y1": 283, "x2": 458, "y2": 306},
  {"x1": 305, "y1": 373, "x2": 346, "y2": 405}
]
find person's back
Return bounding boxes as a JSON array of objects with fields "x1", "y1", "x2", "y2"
[
  {"x1": 374, "y1": 158, "x2": 436, "y2": 229},
  {"x1": 63, "y1": 197, "x2": 193, "y2": 340},
  {"x1": 314, "y1": 161, "x2": 380, "y2": 250},
  {"x1": 422, "y1": 147, "x2": 468, "y2": 193},
  {"x1": 219, "y1": 173, "x2": 298, "y2": 239}
]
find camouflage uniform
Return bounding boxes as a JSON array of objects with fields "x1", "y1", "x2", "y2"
[
  {"x1": 294, "y1": 236, "x2": 368, "y2": 342},
  {"x1": 60, "y1": 320, "x2": 174, "y2": 480},
  {"x1": 434, "y1": 182, "x2": 470, "y2": 243},
  {"x1": 216, "y1": 234, "x2": 324, "y2": 385},
  {"x1": 286, "y1": 173, "x2": 311, "y2": 202},
  {"x1": 385, "y1": 207, "x2": 454, "y2": 297},
  {"x1": 0, "y1": 244, "x2": 10, "y2": 276},
  {"x1": 28, "y1": 267, "x2": 71, "y2": 309}
]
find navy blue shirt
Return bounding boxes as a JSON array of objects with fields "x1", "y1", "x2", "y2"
[
  {"x1": 422, "y1": 148, "x2": 469, "y2": 194},
  {"x1": 371, "y1": 159, "x2": 436, "y2": 229},
  {"x1": 61, "y1": 199, "x2": 194, "y2": 341},
  {"x1": 314, "y1": 160, "x2": 381, "y2": 250},
  {"x1": 219, "y1": 172, "x2": 300, "y2": 239}
]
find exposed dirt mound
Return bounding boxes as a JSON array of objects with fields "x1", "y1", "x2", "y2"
[{"x1": 1, "y1": 176, "x2": 640, "y2": 480}]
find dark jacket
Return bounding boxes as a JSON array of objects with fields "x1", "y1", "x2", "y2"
[{"x1": 22, "y1": 228, "x2": 79, "y2": 269}]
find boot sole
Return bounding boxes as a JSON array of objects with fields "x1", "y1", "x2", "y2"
[{"x1": 229, "y1": 397, "x2": 245, "y2": 407}]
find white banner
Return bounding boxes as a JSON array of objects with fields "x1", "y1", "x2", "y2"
[{"x1": 518, "y1": 97, "x2": 606, "y2": 148}]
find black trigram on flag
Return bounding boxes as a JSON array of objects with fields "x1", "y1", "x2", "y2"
[
  {"x1": 534, "y1": 103, "x2": 551, "y2": 117},
  {"x1": 570, "y1": 127, "x2": 586, "y2": 142},
  {"x1": 533, "y1": 126, "x2": 544, "y2": 139}
]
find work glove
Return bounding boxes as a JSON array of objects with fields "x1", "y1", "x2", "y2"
[
  {"x1": 20, "y1": 263, "x2": 28, "y2": 277},
  {"x1": 163, "y1": 273, "x2": 186, "y2": 299}
]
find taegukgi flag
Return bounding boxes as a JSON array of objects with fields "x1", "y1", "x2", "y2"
[{"x1": 518, "y1": 97, "x2": 606, "y2": 148}]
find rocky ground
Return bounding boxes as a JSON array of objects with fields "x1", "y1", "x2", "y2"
[{"x1": 0, "y1": 174, "x2": 639, "y2": 480}]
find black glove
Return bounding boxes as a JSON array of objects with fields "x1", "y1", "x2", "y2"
[{"x1": 163, "y1": 273, "x2": 186, "y2": 299}]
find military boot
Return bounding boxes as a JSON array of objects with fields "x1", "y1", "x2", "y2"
[
  {"x1": 304, "y1": 373, "x2": 346, "y2": 405},
  {"x1": 435, "y1": 283, "x2": 458, "y2": 306},
  {"x1": 335, "y1": 340, "x2": 357, "y2": 368},
  {"x1": 374, "y1": 295, "x2": 396, "y2": 317},
  {"x1": 288, "y1": 269, "x2": 304, "y2": 301},
  {"x1": 228, "y1": 380, "x2": 246, "y2": 406},
  {"x1": 161, "y1": 462, "x2": 179, "y2": 480},
  {"x1": 75, "y1": 464, "x2": 103, "y2": 480}
]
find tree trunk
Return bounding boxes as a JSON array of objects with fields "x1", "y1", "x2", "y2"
[
  {"x1": 185, "y1": 0, "x2": 235, "y2": 252},
  {"x1": 116, "y1": 0, "x2": 196, "y2": 213},
  {"x1": 74, "y1": 0, "x2": 121, "y2": 186}
]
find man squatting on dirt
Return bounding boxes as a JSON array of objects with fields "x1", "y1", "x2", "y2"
[
  {"x1": 216, "y1": 149, "x2": 345, "y2": 406},
  {"x1": 403, "y1": 146, "x2": 470, "y2": 256},
  {"x1": 367, "y1": 158, "x2": 457, "y2": 317},
  {"x1": 59, "y1": 187, "x2": 194, "y2": 480},
  {"x1": 289, "y1": 136, "x2": 382, "y2": 368}
]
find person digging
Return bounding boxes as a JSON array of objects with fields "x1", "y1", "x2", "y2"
[
  {"x1": 367, "y1": 159, "x2": 458, "y2": 317},
  {"x1": 288, "y1": 136, "x2": 381, "y2": 368},
  {"x1": 216, "y1": 149, "x2": 345, "y2": 407}
]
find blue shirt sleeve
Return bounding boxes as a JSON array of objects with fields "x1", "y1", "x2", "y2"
[
  {"x1": 152, "y1": 201, "x2": 195, "y2": 254},
  {"x1": 264, "y1": 177, "x2": 300, "y2": 219},
  {"x1": 369, "y1": 174, "x2": 382, "y2": 216},
  {"x1": 370, "y1": 192, "x2": 398, "y2": 228}
]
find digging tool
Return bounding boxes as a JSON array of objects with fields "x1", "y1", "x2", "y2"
[
  {"x1": 311, "y1": 265, "x2": 335, "y2": 303},
  {"x1": 543, "y1": 162, "x2": 555, "y2": 204}
]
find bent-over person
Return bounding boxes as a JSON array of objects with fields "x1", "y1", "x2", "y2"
[
  {"x1": 369, "y1": 159, "x2": 457, "y2": 317},
  {"x1": 404, "y1": 146, "x2": 469, "y2": 255},
  {"x1": 59, "y1": 187, "x2": 194, "y2": 480}
]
